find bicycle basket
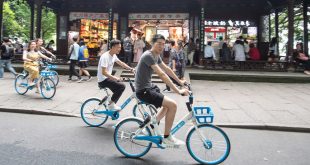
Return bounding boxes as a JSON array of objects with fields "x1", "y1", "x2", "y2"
[
  {"x1": 193, "y1": 106, "x2": 214, "y2": 124},
  {"x1": 47, "y1": 64, "x2": 57, "y2": 69},
  {"x1": 40, "y1": 71, "x2": 56, "y2": 77}
]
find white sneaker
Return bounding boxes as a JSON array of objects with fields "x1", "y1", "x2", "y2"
[
  {"x1": 107, "y1": 102, "x2": 121, "y2": 111},
  {"x1": 162, "y1": 135, "x2": 185, "y2": 147},
  {"x1": 77, "y1": 78, "x2": 83, "y2": 83}
]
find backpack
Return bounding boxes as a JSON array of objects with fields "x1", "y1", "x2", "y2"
[
  {"x1": 1, "y1": 45, "x2": 14, "y2": 58},
  {"x1": 83, "y1": 47, "x2": 89, "y2": 59}
]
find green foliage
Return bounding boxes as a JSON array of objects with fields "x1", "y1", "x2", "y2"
[{"x1": 2, "y1": 0, "x2": 56, "y2": 42}]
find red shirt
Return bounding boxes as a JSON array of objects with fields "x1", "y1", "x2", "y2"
[{"x1": 249, "y1": 48, "x2": 261, "y2": 60}]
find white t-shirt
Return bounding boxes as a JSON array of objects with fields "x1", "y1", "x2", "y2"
[{"x1": 97, "y1": 51, "x2": 120, "y2": 82}]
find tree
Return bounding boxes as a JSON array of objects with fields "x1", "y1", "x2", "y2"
[
  {"x1": 2, "y1": 2, "x2": 23, "y2": 38},
  {"x1": 2, "y1": 0, "x2": 56, "y2": 43}
]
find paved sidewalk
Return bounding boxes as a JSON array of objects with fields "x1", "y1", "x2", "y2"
[{"x1": 0, "y1": 69, "x2": 310, "y2": 132}]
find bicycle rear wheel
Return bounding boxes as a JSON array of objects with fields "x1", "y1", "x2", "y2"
[
  {"x1": 40, "y1": 77, "x2": 56, "y2": 99},
  {"x1": 114, "y1": 118, "x2": 152, "y2": 158},
  {"x1": 14, "y1": 74, "x2": 28, "y2": 95},
  {"x1": 80, "y1": 98, "x2": 109, "y2": 127},
  {"x1": 186, "y1": 124, "x2": 230, "y2": 165}
]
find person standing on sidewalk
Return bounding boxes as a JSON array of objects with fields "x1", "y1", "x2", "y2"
[
  {"x1": 0, "y1": 37, "x2": 18, "y2": 79},
  {"x1": 135, "y1": 34, "x2": 189, "y2": 147},
  {"x1": 68, "y1": 37, "x2": 82, "y2": 82},
  {"x1": 123, "y1": 34, "x2": 133, "y2": 66},
  {"x1": 97, "y1": 39, "x2": 134, "y2": 110},
  {"x1": 78, "y1": 41, "x2": 92, "y2": 81}
]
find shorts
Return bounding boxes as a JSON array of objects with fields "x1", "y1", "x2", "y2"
[
  {"x1": 136, "y1": 85, "x2": 164, "y2": 108},
  {"x1": 78, "y1": 61, "x2": 88, "y2": 68}
]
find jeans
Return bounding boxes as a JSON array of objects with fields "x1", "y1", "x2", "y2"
[
  {"x1": 124, "y1": 51, "x2": 133, "y2": 66},
  {"x1": 0, "y1": 59, "x2": 17, "y2": 78}
]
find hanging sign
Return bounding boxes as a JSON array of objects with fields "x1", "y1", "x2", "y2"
[
  {"x1": 204, "y1": 20, "x2": 255, "y2": 27},
  {"x1": 129, "y1": 13, "x2": 189, "y2": 20},
  {"x1": 69, "y1": 12, "x2": 118, "y2": 21}
]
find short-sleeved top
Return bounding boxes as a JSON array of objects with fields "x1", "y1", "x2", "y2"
[
  {"x1": 135, "y1": 50, "x2": 162, "y2": 92},
  {"x1": 97, "y1": 51, "x2": 120, "y2": 82}
]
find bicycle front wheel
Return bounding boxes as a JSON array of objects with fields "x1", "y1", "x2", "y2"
[
  {"x1": 14, "y1": 74, "x2": 28, "y2": 95},
  {"x1": 80, "y1": 98, "x2": 109, "y2": 127},
  {"x1": 114, "y1": 118, "x2": 152, "y2": 158},
  {"x1": 40, "y1": 77, "x2": 56, "y2": 99},
  {"x1": 186, "y1": 124, "x2": 231, "y2": 165}
]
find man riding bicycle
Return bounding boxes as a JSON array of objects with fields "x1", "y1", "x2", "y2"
[
  {"x1": 135, "y1": 34, "x2": 189, "y2": 147},
  {"x1": 97, "y1": 39, "x2": 134, "y2": 110}
]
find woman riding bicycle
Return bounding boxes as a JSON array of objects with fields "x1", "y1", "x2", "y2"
[
  {"x1": 36, "y1": 38, "x2": 56, "y2": 59},
  {"x1": 23, "y1": 40, "x2": 52, "y2": 93}
]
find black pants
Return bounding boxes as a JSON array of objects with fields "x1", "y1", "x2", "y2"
[
  {"x1": 166, "y1": 76, "x2": 181, "y2": 91},
  {"x1": 69, "y1": 60, "x2": 81, "y2": 79},
  {"x1": 98, "y1": 78, "x2": 125, "y2": 103},
  {"x1": 301, "y1": 60, "x2": 310, "y2": 70},
  {"x1": 124, "y1": 51, "x2": 133, "y2": 66}
]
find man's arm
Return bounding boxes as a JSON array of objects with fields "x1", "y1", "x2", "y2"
[
  {"x1": 101, "y1": 67, "x2": 119, "y2": 81},
  {"x1": 115, "y1": 60, "x2": 134, "y2": 71},
  {"x1": 151, "y1": 64, "x2": 180, "y2": 94}
]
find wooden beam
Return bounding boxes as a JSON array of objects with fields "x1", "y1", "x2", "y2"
[
  {"x1": 0, "y1": 0, "x2": 3, "y2": 41},
  {"x1": 287, "y1": 0, "x2": 295, "y2": 59},
  {"x1": 303, "y1": 0, "x2": 309, "y2": 55},
  {"x1": 30, "y1": 1, "x2": 35, "y2": 40}
]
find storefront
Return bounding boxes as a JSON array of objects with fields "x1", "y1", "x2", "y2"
[
  {"x1": 128, "y1": 13, "x2": 190, "y2": 42},
  {"x1": 205, "y1": 20, "x2": 257, "y2": 47},
  {"x1": 68, "y1": 12, "x2": 118, "y2": 57}
]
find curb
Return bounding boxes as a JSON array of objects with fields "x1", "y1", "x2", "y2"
[
  {"x1": 1, "y1": 108, "x2": 310, "y2": 133},
  {"x1": 0, "y1": 108, "x2": 78, "y2": 118}
]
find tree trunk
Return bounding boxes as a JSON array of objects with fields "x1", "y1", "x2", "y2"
[{"x1": 0, "y1": 0, "x2": 4, "y2": 41}]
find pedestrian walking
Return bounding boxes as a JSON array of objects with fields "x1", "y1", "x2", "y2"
[
  {"x1": 68, "y1": 37, "x2": 82, "y2": 82},
  {"x1": 0, "y1": 37, "x2": 18, "y2": 79},
  {"x1": 78, "y1": 41, "x2": 92, "y2": 81}
]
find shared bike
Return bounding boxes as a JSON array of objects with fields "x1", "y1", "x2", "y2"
[
  {"x1": 80, "y1": 78, "x2": 157, "y2": 127},
  {"x1": 113, "y1": 84, "x2": 231, "y2": 164}
]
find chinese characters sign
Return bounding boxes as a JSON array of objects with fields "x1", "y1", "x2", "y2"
[
  {"x1": 128, "y1": 13, "x2": 189, "y2": 20},
  {"x1": 204, "y1": 20, "x2": 255, "y2": 27},
  {"x1": 69, "y1": 12, "x2": 119, "y2": 21}
]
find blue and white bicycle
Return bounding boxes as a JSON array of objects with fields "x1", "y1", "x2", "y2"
[
  {"x1": 113, "y1": 84, "x2": 231, "y2": 164},
  {"x1": 80, "y1": 78, "x2": 157, "y2": 127}
]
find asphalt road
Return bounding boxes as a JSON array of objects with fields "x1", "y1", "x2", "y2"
[{"x1": 0, "y1": 112, "x2": 309, "y2": 165}]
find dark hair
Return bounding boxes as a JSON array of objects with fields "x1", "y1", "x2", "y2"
[
  {"x1": 249, "y1": 43, "x2": 255, "y2": 48},
  {"x1": 151, "y1": 34, "x2": 165, "y2": 44},
  {"x1": 222, "y1": 43, "x2": 228, "y2": 48},
  {"x1": 270, "y1": 37, "x2": 277, "y2": 47},
  {"x1": 2, "y1": 37, "x2": 10, "y2": 43},
  {"x1": 80, "y1": 41, "x2": 85, "y2": 46},
  {"x1": 170, "y1": 40, "x2": 175, "y2": 46},
  {"x1": 110, "y1": 39, "x2": 121, "y2": 47},
  {"x1": 27, "y1": 40, "x2": 38, "y2": 52},
  {"x1": 49, "y1": 40, "x2": 55, "y2": 44},
  {"x1": 207, "y1": 42, "x2": 212, "y2": 46},
  {"x1": 219, "y1": 36, "x2": 223, "y2": 41},
  {"x1": 103, "y1": 39, "x2": 108, "y2": 44},
  {"x1": 73, "y1": 37, "x2": 78, "y2": 42}
]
